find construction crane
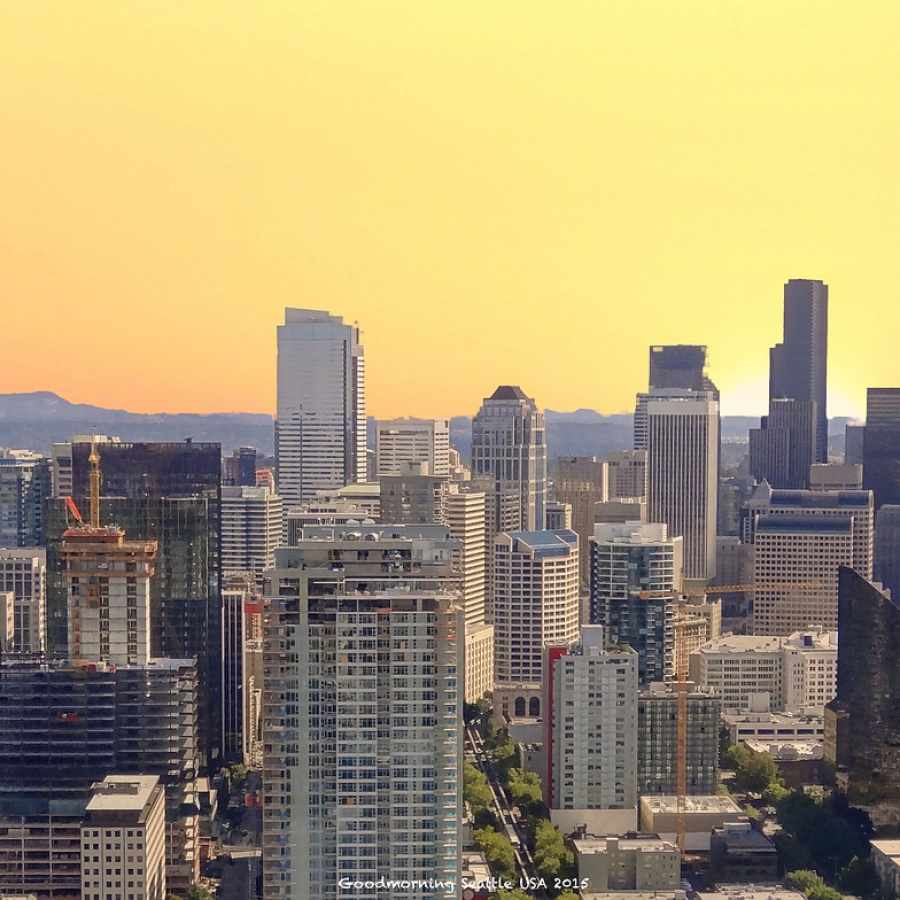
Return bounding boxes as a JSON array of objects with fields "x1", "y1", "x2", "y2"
[
  {"x1": 88, "y1": 442, "x2": 101, "y2": 528},
  {"x1": 640, "y1": 581, "x2": 825, "y2": 600}
]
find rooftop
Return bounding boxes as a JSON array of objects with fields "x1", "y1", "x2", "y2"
[
  {"x1": 573, "y1": 833, "x2": 678, "y2": 854},
  {"x1": 712, "y1": 822, "x2": 776, "y2": 850},
  {"x1": 489, "y1": 385, "x2": 529, "y2": 401},
  {"x1": 755, "y1": 515, "x2": 852, "y2": 535},
  {"x1": 641, "y1": 795, "x2": 742, "y2": 814},
  {"x1": 86, "y1": 775, "x2": 159, "y2": 813},
  {"x1": 871, "y1": 840, "x2": 900, "y2": 859},
  {"x1": 508, "y1": 529, "x2": 578, "y2": 556},
  {"x1": 695, "y1": 891, "x2": 803, "y2": 900},
  {"x1": 744, "y1": 740, "x2": 823, "y2": 760}
]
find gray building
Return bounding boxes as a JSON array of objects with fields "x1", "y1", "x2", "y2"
[
  {"x1": 863, "y1": 387, "x2": 900, "y2": 510},
  {"x1": 749, "y1": 397, "x2": 817, "y2": 489},
  {"x1": 0, "y1": 451, "x2": 50, "y2": 548},
  {"x1": 875, "y1": 505, "x2": 900, "y2": 600}
]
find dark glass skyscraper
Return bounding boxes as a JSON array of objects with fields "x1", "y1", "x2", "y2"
[
  {"x1": 768, "y1": 279, "x2": 829, "y2": 463},
  {"x1": 45, "y1": 440, "x2": 221, "y2": 765},
  {"x1": 863, "y1": 388, "x2": 900, "y2": 510},
  {"x1": 649, "y1": 344, "x2": 719, "y2": 398}
]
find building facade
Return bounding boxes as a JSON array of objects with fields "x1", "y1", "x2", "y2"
[
  {"x1": 0, "y1": 549, "x2": 46, "y2": 654},
  {"x1": 552, "y1": 457, "x2": 608, "y2": 586},
  {"x1": 0, "y1": 451, "x2": 50, "y2": 548},
  {"x1": 221, "y1": 485, "x2": 283, "y2": 590},
  {"x1": 864, "y1": 387, "x2": 900, "y2": 510},
  {"x1": 375, "y1": 419, "x2": 450, "y2": 479}
]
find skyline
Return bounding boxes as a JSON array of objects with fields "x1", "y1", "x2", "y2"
[{"x1": 5, "y1": 2, "x2": 899, "y2": 419}]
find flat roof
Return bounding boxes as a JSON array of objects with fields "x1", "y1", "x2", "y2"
[
  {"x1": 574, "y1": 834, "x2": 677, "y2": 853},
  {"x1": 696, "y1": 892, "x2": 803, "y2": 900},
  {"x1": 641, "y1": 795, "x2": 742, "y2": 814},
  {"x1": 86, "y1": 775, "x2": 159, "y2": 813},
  {"x1": 871, "y1": 840, "x2": 900, "y2": 859}
]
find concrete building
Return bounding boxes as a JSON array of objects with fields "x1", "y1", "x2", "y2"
[
  {"x1": 743, "y1": 739, "x2": 824, "y2": 788},
  {"x1": 493, "y1": 530, "x2": 579, "y2": 720},
  {"x1": 864, "y1": 387, "x2": 900, "y2": 510},
  {"x1": 221, "y1": 575, "x2": 256, "y2": 764},
  {"x1": 544, "y1": 628, "x2": 639, "y2": 815},
  {"x1": 285, "y1": 502, "x2": 374, "y2": 541},
  {"x1": 49, "y1": 435, "x2": 121, "y2": 499},
  {"x1": 0, "y1": 451, "x2": 50, "y2": 548},
  {"x1": 552, "y1": 457, "x2": 608, "y2": 586},
  {"x1": 722, "y1": 704, "x2": 824, "y2": 745},
  {"x1": 546, "y1": 500, "x2": 573, "y2": 531},
  {"x1": 379, "y1": 463, "x2": 447, "y2": 525},
  {"x1": 222, "y1": 446, "x2": 258, "y2": 487},
  {"x1": 690, "y1": 629, "x2": 837, "y2": 713},
  {"x1": 261, "y1": 527, "x2": 463, "y2": 900},
  {"x1": 0, "y1": 548, "x2": 46, "y2": 654},
  {"x1": 750, "y1": 398, "x2": 817, "y2": 490},
  {"x1": 221, "y1": 485, "x2": 282, "y2": 590},
  {"x1": 312, "y1": 482, "x2": 381, "y2": 519},
  {"x1": 0, "y1": 658, "x2": 200, "y2": 895},
  {"x1": 443, "y1": 483, "x2": 487, "y2": 627},
  {"x1": 595, "y1": 499, "x2": 648, "y2": 526},
  {"x1": 275, "y1": 308, "x2": 366, "y2": 508},
  {"x1": 0, "y1": 592, "x2": 12, "y2": 654},
  {"x1": 81, "y1": 775, "x2": 167, "y2": 900},
  {"x1": 875, "y1": 505, "x2": 900, "y2": 599},
  {"x1": 647, "y1": 394, "x2": 718, "y2": 581},
  {"x1": 870, "y1": 840, "x2": 900, "y2": 898},
  {"x1": 572, "y1": 833, "x2": 680, "y2": 892},
  {"x1": 768, "y1": 278, "x2": 829, "y2": 464},
  {"x1": 589, "y1": 523, "x2": 680, "y2": 685},
  {"x1": 810, "y1": 463, "x2": 863, "y2": 491},
  {"x1": 638, "y1": 682, "x2": 721, "y2": 796},
  {"x1": 607, "y1": 450, "x2": 648, "y2": 502},
  {"x1": 696, "y1": 891, "x2": 804, "y2": 900},
  {"x1": 464, "y1": 622, "x2": 494, "y2": 705},
  {"x1": 826, "y1": 568, "x2": 900, "y2": 799},
  {"x1": 375, "y1": 419, "x2": 450, "y2": 479},
  {"x1": 638, "y1": 795, "x2": 745, "y2": 852},
  {"x1": 709, "y1": 822, "x2": 778, "y2": 885},
  {"x1": 845, "y1": 423, "x2": 866, "y2": 465},
  {"x1": 673, "y1": 598, "x2": 721, "y2": 680},
  {"x1": 471, "y1": 386, "x2": 547, "y2": 533}
]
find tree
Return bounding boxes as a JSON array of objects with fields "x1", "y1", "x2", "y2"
[
  {"x1": 496, "y1": 890, "x2": 531, "y2": 900},
  {"x1": 464, "y1": 762, "x2": 494, "y2": 814},
  {"x1": 533, "y1": 819, "x2": 574, "y2": 880},
  {"x1": 473, "y1": 826, "x2": 516, "y2": 881},
  {"x1": 785, "y1": 869, "x2": 843, "y2": 900},
  {"x1": 506, "y1": 768, "x2": 542, "y2": 806},
  {"x1": 838, "y1": 856, "x2": 881, "y2": 898},
  {"x1": 733, "y1": 749, "x2": 781, "y2": 793},
  {"x1": 228, "y1": 763, "x2": 249, "y2": 786}
]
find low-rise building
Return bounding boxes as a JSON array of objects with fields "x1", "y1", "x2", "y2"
[
  {"x1": 639, "y1": 795, "x2": 745, "y2": 852},
  {"x1": 572, "y1": 832, "x2": 680, "y2": 892},
  {"x1": 722, "y1": 706, "x2": 824, "y2": 745},
  {"x1": 696, "y1": 891, "x2": 804, "y2": 900},
  {"x1": 710, "y1": 821, "x2": 779, "y2": 884},
  {"x1": 871, "y1": 840, "x2": 900, "y2": 898},
  {"x1": 743, "y1": 740, "x2": 823, "y2": 788}
]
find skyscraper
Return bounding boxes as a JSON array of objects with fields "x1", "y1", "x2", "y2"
[
  {"x1": 0, "y1": 548, "x2": 46, "y2": 654},
  {"x1": 262, "y1": 526, "x2": 462, "y2": 899},
  {"x1": 0, "y1": 449, "x2": 50, "y2": 547},
  {"x1": 221, "y1": 484, "x2": 283, "y2": 589},
  {"x1": 863, "y1": 387, "x2": 900, "y2": 510},
  {"x1": 552, "y1": 456, "x2": 608, "y2": 587},
  {"x1": 647, "y1": 394, "x2": 718, "y2": 581},
  {"x1": 492, "y1": 529, "x2": 579, "y2": 720},
  {"x1": 607, "y1": 450, "x2": 648, "y2": 502},
  {"x1": 375, "y1": 418, "x2": 450, "y2": 478},
  {"x1": 749, "y1": 398, "x2": 817, "y2": 489},
  {"x1": 589, "y1": 522, "x2": 681, "y2": 685},
  {"x1": 649, "y1": 345, "x2": 719, "y2": 397},
  {"x1": 768, "y1": 279, "x2": 829, "y2": 463},
  {"x1": 471, "y1": 385, "x2": 547, "y2": 532},
  {"x1": 875, "y1": 505, "x2": 900, "y2": 599},
  {"x1": 275, "y1": 308, "x2": 366, "y2": 509}
]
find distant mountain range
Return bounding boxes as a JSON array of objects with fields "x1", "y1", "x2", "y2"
[{"x1": 0, "y1": 391, "x2": 851, "y2": 461}]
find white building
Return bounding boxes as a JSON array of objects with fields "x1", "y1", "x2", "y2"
[
  {"x1": 221, "y1": 485, "x2": 283, "y2": 589},
  {"x1": 607, "y1": 450, "x2": 648, "y2": 501},
  {"x1": 544, "y1": 627, "x2": 639, "y2": 815},
  {"x1": 464, "y1": 622, "x2": 494, "y2": 705},
  {"x1": 81, "y1": 774, "x2": 167, "y2": 900},
  {"x1": 647, "y1": 394, "x2": 719, "y2": 581},
  {"x1": 0, "y1": 547, "x2": 46, "y2": 654},
  {"x1": 472, "y1": 386, "x2": 547, "y2": 533},
  {"x1": 275, "y1": 308, "x2": 366, "y2": 509},
  {"x1": 689, "y1": 628, "x2": 837, "y2": 712},
  {"x1": 444, "y1": 483, "x2": 487, "y2": 628},
  {"x1": 493, "y1": 530, "x2": 579, "y2": 719},
  {"x1": 262, "y1": 527, "x2": 462, "y2": 900},
  {"x1": 375, "y1": 419, "x2": 450, "y2": 478}
]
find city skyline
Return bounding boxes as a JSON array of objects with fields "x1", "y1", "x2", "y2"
[{"x1": 3, "y1": 3, "x2": 897, "y2": 419}]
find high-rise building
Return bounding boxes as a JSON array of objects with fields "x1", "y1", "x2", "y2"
[
  {"x1": 647, "y1": 394, "x2": 718, "y2": 582},
  {"x1": 607, "y1": 450, "x2": 648, "y2": 502},
  {"x1": 544, "y1": 627, "x2": 638, "y2": 813},
  {"x1": 638, "y1": 682, "x2": 720, "y2": 795},
  {"x1": 443, "y1": 483, "x2": 487, "y2": 628},
  {"x1": 844, "y1": 423, "x2": 865, "y2": 465},
  {"x1": 809, "y1": 463, "x2": 863, "y2": 491},
  {"x1": 649, "y1": 345, "x2": 719, "y2": 397},
  {"x1": 81, "y1": 775, "x2": 167, "y2": 900},
  {"x1": 826, "y1": 568, "x2": 900, "y2": 799},
  {"x1": 589, "y1": 523, "x2": 681, "y2": 685},
  {"x1": 221, "y1": 574, "x2": 256, "y2": 764},
  {"x1": 49, "y1": 435, "x2": 121, "y2": 498},
  {"x1": 472, "y1": 385, "x2": 547, "y2": 532},
  {"x1": 0, "y1": 591, "x2": 12, "y2": 654},
  {"x1": 0, "y1": 658, "x2": 200, "y2": 895},
  {"x1": 492, "y1": 530, "x2": 579, "y2": 720},
  {"x1": 379, "y1": 463, "x2": 447, "y2": 525},
  {"x1": 863, "y1": 387, "x2": 900, "y2": 510},
  {"x1": 673, "y1": 598, "x2": 721, "y2": 680},
  {"x1": 633, "y1": 393, "x2": 650, "y2": 450},
  {"x1": 743, "y1": 483, "x2": 874, "y2": 634},
  {"x1": 594, "y1": 499, "x2": 647, "y2": 525},
  {"x1": 0, "y1": 548, "x2": 46, "y2": 654},
  {"x1": 552, "y1": 457, "x2": 608, "y2": 586},
  {"x1": 545, "y1": 500, "x2": 573, "y2": 530},
  {"x1": 222, "y1": 446, "x2": 258, "y2": 487},
  {"x1": 768, "y1": 279, "x2": 829, "y2": 463},
  {"x1": 221, "y1": 485, "x2": 283, "y2": 589},
  {"x1": 275, "y1": 308, "x2": 366, "y2": 509},
  {"x1": 262, "y1": 526, "x2": 462, "y2": 900},
  {"x1": 875, "y1": 505, "x2": 900, "y2": 600},
  {"x1": 749, "y1": 398, "x2": 817, "y2": 489},
  {"x1": 375, "y1": 419, "x2": 450, "y2": 479},
  {"x1": 46, "y1": 440, "x2": 222, "y2": 765},
  {"x1": 0, "y1": 450, "x2": 50, "y2": 547}
]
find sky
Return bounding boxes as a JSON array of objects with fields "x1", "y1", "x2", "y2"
[{"x1": 3, "y1": 2, "x2": 899, "y2": 420}]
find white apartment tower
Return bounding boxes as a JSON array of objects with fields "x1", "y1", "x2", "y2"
[
  {"x1": 472, "y1": 386, "x2": 548, "y2": 532},
  {"x1": 0, "y1": 547, "x2": 46, "y2": 654},
  {"x1": 262, "y1": 526, "x2": 463, "y2": 900},
  {"x1": 544, "y1": 627, "x2": 639, "y2": 812},
  {"x1": 81, "y1": 775, "x2": 167, "y2": 900},
  {"x1": 647, "y1": 394, "x2": 719, "y2": 581},
  {"x1": 276, "y1": 309, "x2": 366, "y2": 509},
  {"x1": 221, "y1": 485, "x2": 283, "y2": 589},
  {"x1": 492, "y1": 530, "x2": 579, "y2": 718},
  {"x1": 376, "y1": 419, "x2": 450, "y2": 478}
]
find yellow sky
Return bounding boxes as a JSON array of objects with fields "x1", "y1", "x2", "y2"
[{"x1": 3, "y1": 1, "x2": 899, "y2": 419}]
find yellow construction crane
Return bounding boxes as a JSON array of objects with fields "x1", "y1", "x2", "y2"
[{"x1": 88, "y1": 442, "x2": 101, "y2": 529}]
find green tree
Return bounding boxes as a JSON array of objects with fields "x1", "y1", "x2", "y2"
[
  {"x1": 496, "y1": 890, "x2": 531, "y2": 900},
  {"x1": 785, "y1": 869, "x2": 843, "y2": 900},
  {"x1": 228, "y1": 763, "x2": 249, "y2": 786},
  {"x1": 733, "y1": 749, "x2": 781, "y2": 793},
  {"x1": 506, "y1": 768, "x2": 542, "y2": 806},
  {"x1": 464, "y1": 762, "x2": 494, "y2": 814},
  {"x1": 474, "y1": 826, "x2": 516, "y2": 881},
  {"x1": 838, "y1": 856, "x2": 881, "y2": 898},
  {"x1": 533, "y1": 819, "x2": 574, "y2": 880}
]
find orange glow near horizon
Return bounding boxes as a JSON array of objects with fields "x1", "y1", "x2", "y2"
[{"x1": 3, "y1": 2, "x2": 899, "y2": 420}]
